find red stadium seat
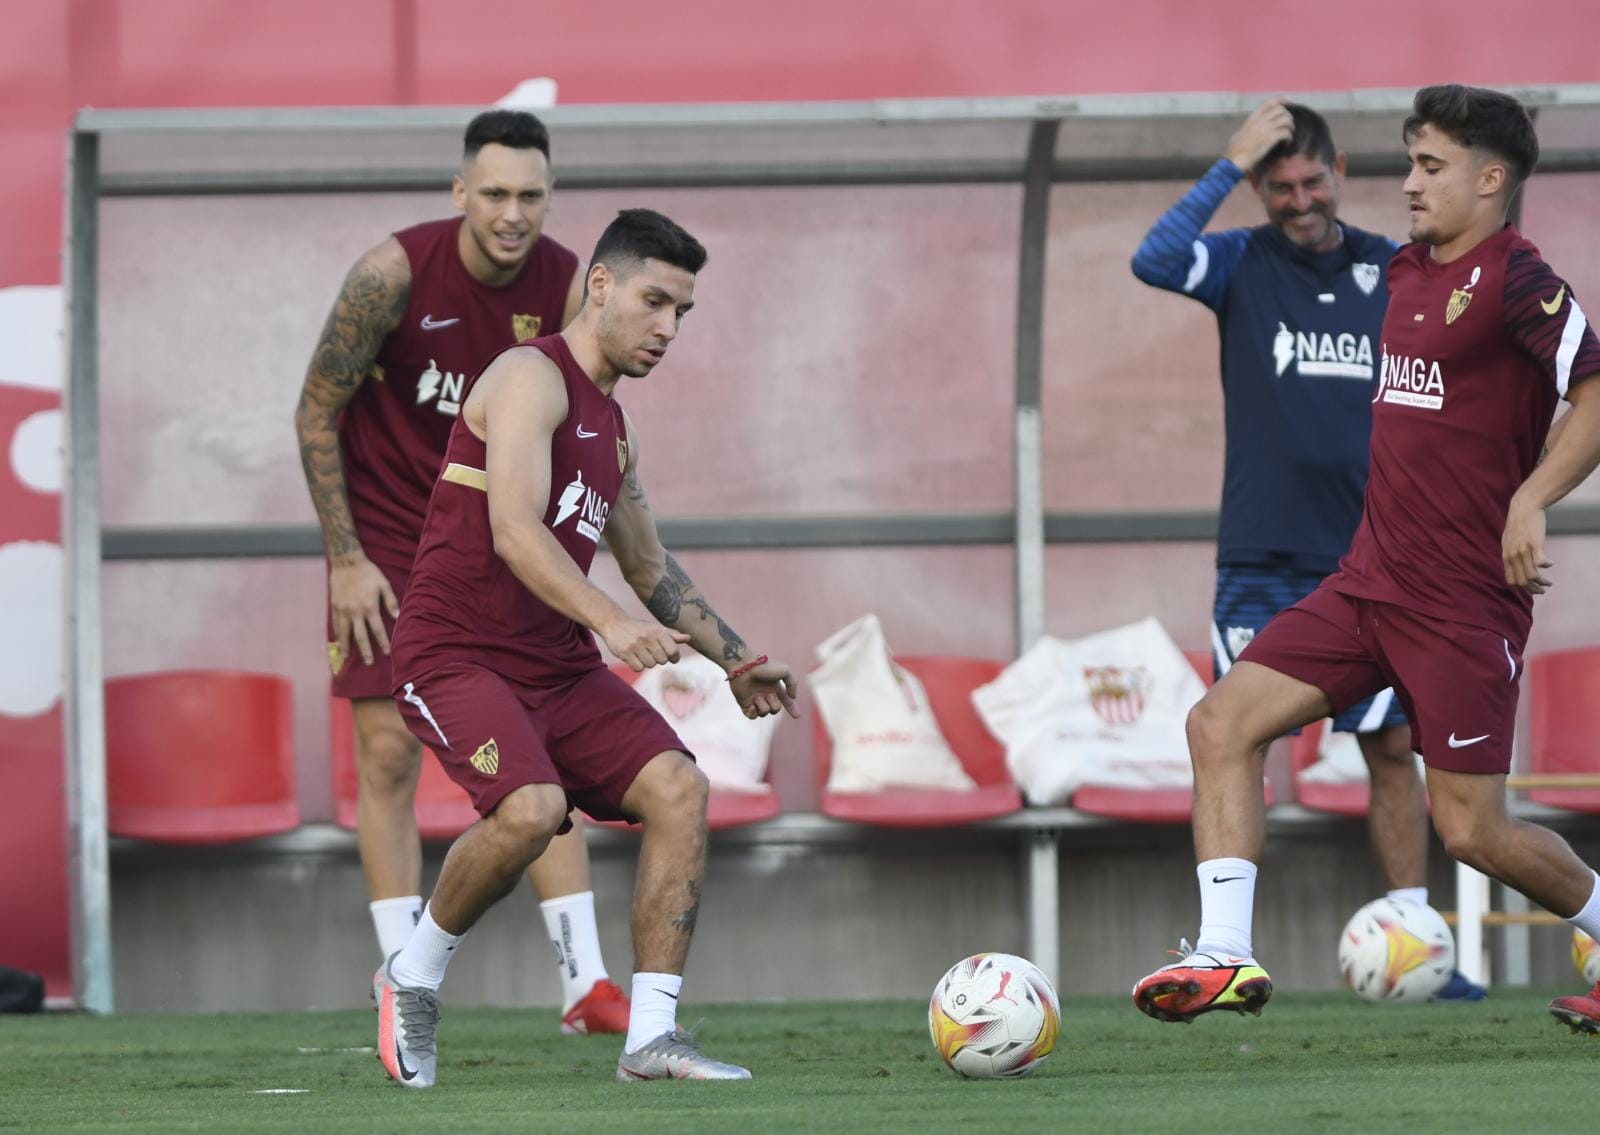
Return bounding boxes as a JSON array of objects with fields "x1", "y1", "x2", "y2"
[
  {"x1": 1070, "y1": 648, "x2": 1272, "y2": 823},
  {"x1": 813, "y1": 656, "x2": 1022, "y2": 828},
  {"x1": 105, "y1": 670, "x2": 299, "y2": 843},
  {"x1": 1289, "y1": 719, "x2": 1371, "y2": 816},
  {"x1": 590, "y1": 665, "x2": 783, "y2": 831},
  {"x1": 329, "y1": 696, "x2": 478, "y2": 840},
  {"x1": 1528, "y1": 648, "x2": 1600, "y2": 812}
]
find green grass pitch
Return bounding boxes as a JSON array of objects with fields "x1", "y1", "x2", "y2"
[{"x1": 2, "y1": 992, "x2": 1591, "y2": 1133}]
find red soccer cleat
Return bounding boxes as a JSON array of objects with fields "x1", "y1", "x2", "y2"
[
  {"x1": 1133, "y1": 940, "x2": 1273, "y2": 1023},
  {"x1": 561, "y1": 978, "x2": 631, "y2": 1035},
  {"x1": 1548, "y1": 982, "x2": 1600, "y2": 1035}
]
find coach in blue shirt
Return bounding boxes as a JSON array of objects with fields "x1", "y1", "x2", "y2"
[{"x1": 1131, "y1": 100, "x2": 1481, "y2": 999}]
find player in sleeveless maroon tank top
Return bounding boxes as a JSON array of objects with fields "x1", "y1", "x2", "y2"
[
  {"x1": 293, "y1": 110, "x2": 631, "y2": 1038},
  {"x1": 1133, "y1": 87, "x2": 1600, "y2": 1035},
  {"x1": 375, "y1": 209, "x2": 798, "y2": 1088}
]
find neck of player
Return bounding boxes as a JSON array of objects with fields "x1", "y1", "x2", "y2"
[
  {"x1": 561, "y1": 319, "x2": 623, "y2": 398},
  {"x1": 1428, "y1": 213, "x2": 1508, "y2": 265}
]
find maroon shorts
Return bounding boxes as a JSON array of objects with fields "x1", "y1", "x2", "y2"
[
  {"x1": 391, "y1": 660, "x2": 692, "y2": 822},
  {"x1": 1237, "y1": 582, "x2": 1524, "y2": 775},
  {"x1": 328, "y1": 556, "x2": 409, "y2": 701}
]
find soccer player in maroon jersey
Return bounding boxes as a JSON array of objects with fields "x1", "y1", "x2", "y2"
[
  {"x1": 294, "y1": 110, "x2": 630, "y2": 1036},
  {"x1": 372, "y1": 209, "x2": 798, "y2": 1087},
  {"x1": 1131, "y1": 85, "x2": 1600, "y2": 1031}
]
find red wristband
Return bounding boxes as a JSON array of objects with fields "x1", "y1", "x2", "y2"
[{"x1": 726, "y1": 654, "x2": 768, "y2": 682}]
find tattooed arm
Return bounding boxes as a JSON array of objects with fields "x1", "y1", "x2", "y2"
[
  {"x1": 292, "y1": 237, "x2": 410, "y2": 666},
  {"x1": 604, "y1": 412, "x2": 798, "y2": 719}
]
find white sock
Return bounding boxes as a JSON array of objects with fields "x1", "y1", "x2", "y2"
[
  {"x1": 539, "y1": 891, "x2": 610, "y2": 1010},
  {"x1": 389, "y1": 903, "x2": 464, "y2": 991},
  {"x1": 1387, "y1": 887, "x2": 1429, "y2": 907},
  {"x1": 1566, "y1": 870, "x2": 1600, "y2": 943},
  {"x1": 370, "y1": 895, "x2": 422, "y2": 960},
  {"x1": 1195, "y1": 858, "x2": 1257, "y2": 958},
  {"x1": 624, "y1": 972, "x2": 681, "y2": 1054}
]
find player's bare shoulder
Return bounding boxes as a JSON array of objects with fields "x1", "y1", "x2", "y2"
[{"x1": 463, "y1": 343, "x2": 569, "y2": 437}]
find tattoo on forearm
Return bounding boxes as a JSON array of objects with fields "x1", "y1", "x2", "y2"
[
  {"x1": 671, "y1": 879, "x2": 701, "y2": 936},
  {"x1": 295, "y1": 256, "x2": 410, "y2": 559},
  {"x1": 645, "y1": 554, "x2": 750, "y2": 662}
]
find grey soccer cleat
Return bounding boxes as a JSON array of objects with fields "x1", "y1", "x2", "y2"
[
  {"x1": 375, "y1": 954, "x2": 439, "y2": 1089},
  {"x1": 615, "y1": 1028, "x2": 753, "y2": 1081}
]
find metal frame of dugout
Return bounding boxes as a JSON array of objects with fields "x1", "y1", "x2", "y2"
[{"x1": 65, "y1": 85, "x2": 1600, "y2": 1012}]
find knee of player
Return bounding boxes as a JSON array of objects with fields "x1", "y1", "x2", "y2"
[
  {"x1": 1430, "y1": 808, "x2": 1496, "y2": 870},
  {"x1": 355, "y1": 729, "x2": 423, "y2": 792},
  {"x1": 637, "y1": 752, "x2": 709, "y2": 819},
  {"x1": 492, "y1": 784, "x2": 569, "y2": 848},
  {"x1": 1185, "y1": 694, "x2": 1236, "y2": 762},
  {"x1": 1359, "y1": 728, "x2": 1417, "y2": 771}
]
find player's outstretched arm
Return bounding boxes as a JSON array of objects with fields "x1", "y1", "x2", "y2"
[
  {"x1": 603, "y1": 418, "x2": 798, "y2": 720},
  {"x1": 293, "y1": 237, "x2": 410, "y2": 665},
  {"x1": 1504, "y1": 376, "x2": 1600, "y2": 593},
  {"x1": 479, "y1": 352, "x2": 687, "y2": 672}
]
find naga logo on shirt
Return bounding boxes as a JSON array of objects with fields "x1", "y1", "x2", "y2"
[
  {"x1": 1374, "y1": 344, "x2": 1445, "y2": 410},
  {"x1": 1271, "y1": 323, "x2": 1375, "y2": 380},
  {"x1": 552, "y1": 469, "x2": 611, "y2": 542},
  {"x1": 415, "y1": 358, "x2": 467, "y2": 416}
]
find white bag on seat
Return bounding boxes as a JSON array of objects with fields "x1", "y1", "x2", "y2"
[
  {"x1": 809, "y1": 615, "x2": 976, "y2": 792},
  {"x1": 631, "y1": 651, "x2": 778, "y2": 792},
  {"x1": 972, "y1": 617, "x2": 1203, "y2": 806}
]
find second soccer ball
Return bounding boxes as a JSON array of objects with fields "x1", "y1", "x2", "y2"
[{"x1": 1338, "y1": 897, "x2": 1455, "y2": 1003}]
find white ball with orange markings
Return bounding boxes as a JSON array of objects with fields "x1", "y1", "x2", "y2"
[
  {"x1": 1338, "y1": 897, "x2": 1455, "y2": 1003},
  {"x1": 928, "y1": 952, "x2": 1060, "y2": 1079},
  {"x1": 1572, "y1": 929, "x2": 1600, "y2": 984}
]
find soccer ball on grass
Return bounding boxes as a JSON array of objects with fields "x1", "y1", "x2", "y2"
[
  {"x1": 928, "y1": 952, "x2": 1060, "y2": 1078},
  {"x1": 1338, "y1": 897, "x2": 1455, "y2": 1002}
]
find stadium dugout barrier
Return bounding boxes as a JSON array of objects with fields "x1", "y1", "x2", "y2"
[
  {"x1": 64, "y1": 88, "x2": 1600, "y2": 1010},
  {"x1": 104, "y1": 670, "x2": 299, "y2": 843}
]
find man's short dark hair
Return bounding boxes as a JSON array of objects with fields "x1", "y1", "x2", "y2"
[
  {"x1": 1403, "y1": 84, "x2": 1539, "y2": 190},
  {"x1": 463, "y1": 109, "x2": 551, "y2": 162},
  {"x1": 1254, "y1": 103, "x2": 1337, "y2": 178},
  {"x1": 591, "y1": 209, "x2": 708, "y2": 278}
]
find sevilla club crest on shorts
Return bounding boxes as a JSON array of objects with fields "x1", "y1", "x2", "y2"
[
  {"x1": 512, "y1": 313, "x2": 541, "y2": 341},
  {"x1": 617, "y1": 437, "x2": 629, "y2": 474},
  {"x1": 469, "y1": 738, "x2": 500, "y2": 776},
  {"x1": 1083, "y1": 665, "x2": 1154, "y2": 726}
]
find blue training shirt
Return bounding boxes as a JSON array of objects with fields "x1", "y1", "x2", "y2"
[{"x1": 1131, "y1": 158, "x2": 1398, "y2": 574}]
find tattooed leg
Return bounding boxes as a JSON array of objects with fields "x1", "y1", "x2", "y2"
[{"x1": 620, "y1": 751, "x2": 710, "y2": 974}]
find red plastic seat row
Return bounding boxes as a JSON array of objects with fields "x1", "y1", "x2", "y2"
[{"x1": 105, "y1": 670, "x2": 299, "y2": 844}]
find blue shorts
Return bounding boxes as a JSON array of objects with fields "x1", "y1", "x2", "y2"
[{"x1": 1213, "y1": 565, "x2": 1408, "y2": 735}]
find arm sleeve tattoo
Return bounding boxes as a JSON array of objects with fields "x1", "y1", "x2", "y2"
[{"x1": 294, "y1": 255, "x2": 410, "y2": 558}]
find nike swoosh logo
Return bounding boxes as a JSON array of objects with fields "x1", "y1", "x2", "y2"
[
  {"x1": 1448, "y1": 732, "x2": 1491, "y2": 748},
  {"x1": 1541, "y1": 285, "x2": 1567, "y2": 316},
  {"x1": 575, "y1": 425, "x2": 599, "y2": 439},
  {"x1": 394, "y1": 1039, "x2": 418, "y2": 1081},
  {"x1": 420, "y1": 314, "x2": 460, "y2": 330},
  {"x1": 654, "y1": 988, "x2": 679, "y2": 1000},
  {"x1": 1212, "y1": 875, "x2": 1246, "y2": 884}
]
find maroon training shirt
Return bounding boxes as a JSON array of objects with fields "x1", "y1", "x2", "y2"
[
  {"x1": 391, "y1": 333, "x2": 630, "y2": 688},
  {"x1": 337, "y1": 217, "x2": 578, "y2": 575},
  {"x1": 1332, "y1": 225, "x2": 1600, "y2": 645}
]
